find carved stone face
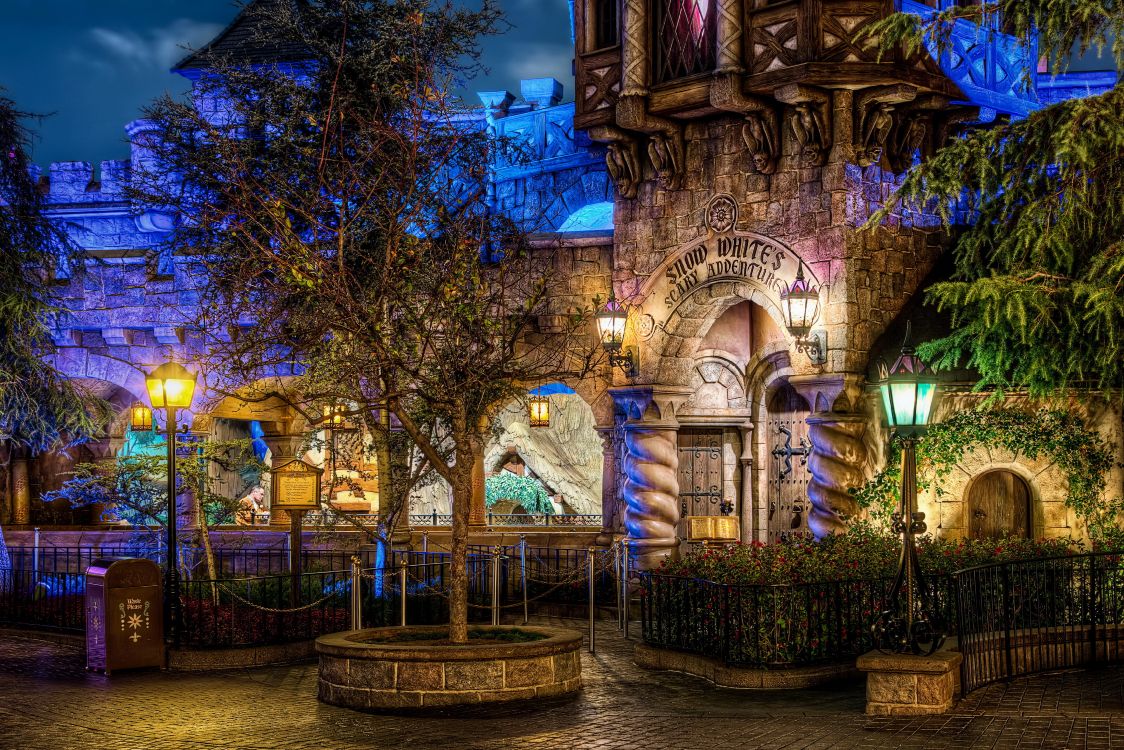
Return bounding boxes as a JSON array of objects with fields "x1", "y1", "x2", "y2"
[{"x1": 752, "y1": 152, "x2": 775, "y2": 174}]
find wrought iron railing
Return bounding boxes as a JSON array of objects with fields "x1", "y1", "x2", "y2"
[
  {"x1": 0, "y1": 568, "x2": 86, "y2": 632},
  {"x1": 408, "y1": 512, "x2": 602, "y2": 527},
  {"x1": 638, "y1": 572, "x2": 957, "y2": 668},
  {"x1": 956, "y1": 551, "x2": 1124, "y2": 694},
  {"x1": 179, "y1": 569, "x2": 352, "y2": 648}
]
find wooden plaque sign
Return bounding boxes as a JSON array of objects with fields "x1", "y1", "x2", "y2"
[{"x1": 270, "y1": 459, "x2": 323, "y2": 510}]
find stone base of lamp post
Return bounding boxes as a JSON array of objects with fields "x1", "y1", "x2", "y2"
[{"x1": 856, "y1": 649, "x2": 962, "y2": 716}]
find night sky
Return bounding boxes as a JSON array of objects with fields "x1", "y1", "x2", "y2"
[{"x1": 0, "y1": 0, "x2": 574, "y2": 168}]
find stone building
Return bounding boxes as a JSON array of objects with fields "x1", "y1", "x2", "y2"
[{"x1": 3, "y1": 1, "x2": 1120, "y2": 565}]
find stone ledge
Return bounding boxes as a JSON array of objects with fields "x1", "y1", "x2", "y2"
[
  {"x1": 316, "y1": 626, "x2": 583, "y2": 711},
  {"x1": 168, "y1": 640, "x2": 316, "y2": 671},
  {"x1": 634, "y1": 643, "x2": 861, "y2": 689}
]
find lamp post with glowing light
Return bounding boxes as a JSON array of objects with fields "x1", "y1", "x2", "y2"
[
  {"x1": 779, "y1": 262, "x2": 825, "y2": 364},
  {"x1": 870, "y1": 323, "x2": 943, "y2": 655},
  {"x1": 130, "y1": 402, "x2": 153, "y2": 432},
  {"x1": 145, "y1": 361, "x2": 197, "y2": 646},
  {"x1": 596, "y1": 294, "x2": 638, "y2": 377}
]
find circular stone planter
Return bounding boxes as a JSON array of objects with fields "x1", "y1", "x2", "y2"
[{"x1": 316, "y1": 625, "x2": 583, "y2": 710}]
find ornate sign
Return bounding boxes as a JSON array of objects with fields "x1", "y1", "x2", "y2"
[
  {"x1": 632, "y1": 195, "x2": 820, "y2": 340},
  {"x1": 270, "y1": 459, "x2": 323, "y2": 510}
]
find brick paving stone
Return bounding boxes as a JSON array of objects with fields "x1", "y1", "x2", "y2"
[{"x1": 0, "y1": 621, "x2": 1123, "y2": 749}]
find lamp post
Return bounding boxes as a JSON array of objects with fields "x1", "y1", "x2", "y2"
[
  {"x1": 145, "y1": 361, "x2": 197, "y2": 646},
  {"x1": 779, "y1": 262, "x2": 826, "y2": 364},
  {"x1": 595, "y1": 294, "x2": 638, "y2": 377},
  {"x1": 871, "y1": 323, "x2": 943, "y2": 655}
]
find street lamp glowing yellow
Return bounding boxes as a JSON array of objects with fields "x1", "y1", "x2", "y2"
[
  {"x1": 145, "y1": 361, "x2": 197, "y2": 409},
  {"x1": 144, "y1": 360, "x2": 196, "y2": 648}
]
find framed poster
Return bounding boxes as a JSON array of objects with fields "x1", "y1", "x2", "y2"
[{"x1": 270, "y1": 459, "x2": 323, "y2": 510}]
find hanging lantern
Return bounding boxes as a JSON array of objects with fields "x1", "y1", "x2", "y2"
[
  {"x1": 594, "y1": 294, "x2": 638, "y2": 376},
  {"x1": 528, "y1": 395, "x2": 551, "y2": 428},
  {"x1": 324, "y1": 403, "x2": 347, "y2": 428},
  {"x1": 779, "y1": 262, "x2": 825, "y2": 363},
  {"x1": 130, "y1": 402, "x2": 153, "y2": 432},
  {"x1": 595, "y1": 294, "x2": 628, "y2": 351},
  {"x1": 780, "y1": 262, "x2": 821, "y2": 339},
  {"x1": 877, "y1": 322, "x2": 939, "y2": 437}
]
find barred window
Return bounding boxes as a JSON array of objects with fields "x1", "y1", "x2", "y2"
[
  {"x1": 653, "y1": 0, "x2": 717, "y2": 83},
  {"x1": 593, "y1": 0, "x2": 619, "y2": 49}
]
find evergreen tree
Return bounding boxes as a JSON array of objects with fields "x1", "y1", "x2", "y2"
[
  {"x1": 871, "y1": 2, "x2": 1124, "y2": 396},
  {"x1": 0, "y1": 93, "x2": 107, "y2": 451}
]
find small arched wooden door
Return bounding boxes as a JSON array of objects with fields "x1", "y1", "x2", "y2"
[{"x1": 968, "y1": 470, "x2": 1032, "y2": 540}]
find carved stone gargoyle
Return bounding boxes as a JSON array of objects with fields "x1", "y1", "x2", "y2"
[
  {"x1": 590, "y1": 124, "x2": 642, "y2": 199},
  {"x1": 853, "y1": 84, "x2": 917, "y2": 168},
  {"x1": 616, "y1": 95, "x2": 686, "y2": 191},
  {"x1": 710, "y1": 73, "x2": 779, "y2": 175},
  {"x1": 886, "y1": 94, "x2": 948, "y2": 173},
  {"x1": 775, "y1": 84, "x2": 832, "y2": 167}
]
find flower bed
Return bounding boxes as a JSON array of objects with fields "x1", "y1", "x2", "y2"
[
  {"x1": 659, "y1": 526, "x2": 1082, "y2": 585},
  {"x1": 639, "y1": 528, "x2": 1088, "y2": 670}
]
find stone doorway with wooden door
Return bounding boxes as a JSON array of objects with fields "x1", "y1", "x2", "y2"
[
  {"x1": 676, "y1": 428, "x2": 729, "y2": 521},
  {"x1": 967, "y1": 470, "x2": 1033, "y2": 540},
  {"x1": 765, "y1": 383, "x2": 812, "y2": 544}
]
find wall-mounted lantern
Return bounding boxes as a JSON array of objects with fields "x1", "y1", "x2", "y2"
[
  {"x1": 595, "y1": 294, "x2": 639, "y2": 377},
  {"x1": 130, "y1": 402, "x2": 153, "y2": 432},
  {"x1": 780, "y1": 262, "x2": 826, "y2": 365},
  {"x1": 323, "y1": 403, "x2": 348, "y2": 429},
  {"x1": 528, "y1": 394, "x2": 551, "y2": 428}
]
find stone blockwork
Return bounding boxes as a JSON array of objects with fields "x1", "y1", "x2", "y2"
[
  {"x1": 857, "y1": 649, "x2": 962, "y2": 716},
  {"x1": 315, "y1": 625, "x2": 583, "y2": 710}
]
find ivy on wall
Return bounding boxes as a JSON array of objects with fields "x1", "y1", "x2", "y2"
[
  {"x1": 484, "y1": 472, "x2": 554, "y2": 515},
  {"x1": 851, "y1": 407, "x2": 1119, "y2": 539}
]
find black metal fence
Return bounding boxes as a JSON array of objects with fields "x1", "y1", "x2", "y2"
[
  {"x1": 0, "y1": 568, "x2": 86, "y2": 632},
  {"x1": 407, "y1": 512, "x2": 602, "y2": 527},
  {"x1": 2, "y1": 545, "x2": 362, "y2": 579},
  {"x1": 179, "y1": 569, "x2": 352, "y2": 648},
  {"x1": 956, "y1": 552, "x2": 1124, "y2": 694},
  {"x1": 638, "y1": 572, "x2": 957, "y2": 669}
]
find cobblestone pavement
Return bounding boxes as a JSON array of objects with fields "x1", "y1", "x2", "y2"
[{"x1": 1, "y1": 621, "x2": 1123, "y2": 750}]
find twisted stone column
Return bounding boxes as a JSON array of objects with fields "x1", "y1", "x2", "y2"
[
  {"x1": 613, "y1": 386, "x2": 691, "y2": 569},
  {"x1": 790, "y1": 375, "x2": 869, "y2": 539},
  {"x1": 622, "y1": 424, "x2": 681, "y2": 568},
  {"x1": 806, "y1": 414, "x2": 867, "y2": 537}
]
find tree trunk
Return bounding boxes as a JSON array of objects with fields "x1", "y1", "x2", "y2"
[{"x1": 448, "y1": 433, "x2": 482, "y2": 643}]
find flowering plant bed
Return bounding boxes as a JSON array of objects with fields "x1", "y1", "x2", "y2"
[{"x1": 659, "y1": 526, "x2": 1083, "y2": 585}]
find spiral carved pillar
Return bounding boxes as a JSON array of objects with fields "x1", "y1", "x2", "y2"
[
  {"x1": 790, "y1": 375, "x2": 869, "y2": 539},
  {"x1": 612, "y1": 386, "x2": 691, "y2": 570},
  {"x1": 805, "y1": 415, "x2": 867, "y2": 537}
]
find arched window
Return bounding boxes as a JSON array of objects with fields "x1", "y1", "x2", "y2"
[{"x1": 654, "y1": 0, "x2": 716, "y2": 83}]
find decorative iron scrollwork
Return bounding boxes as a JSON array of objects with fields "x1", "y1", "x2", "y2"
[{"x1": 771, "y1": 424, "x2": 811, "y2": 479}]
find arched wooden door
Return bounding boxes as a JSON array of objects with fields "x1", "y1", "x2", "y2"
[
  {"x1": 765, "y1": 384, "x2": 812, "y2": 543},
  {"x1": 968, "y1": 470, "x2": 1032, "y2": 540}
]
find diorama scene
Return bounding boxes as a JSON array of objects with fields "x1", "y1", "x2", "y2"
[{"x1": 0, "y1": 0, "x2": 1122, "y2": 747}]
